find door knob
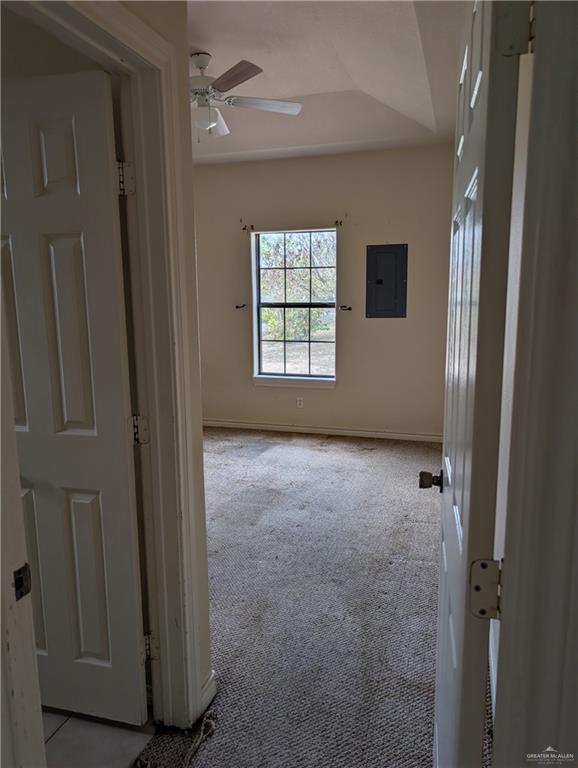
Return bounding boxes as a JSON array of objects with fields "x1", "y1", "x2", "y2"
[{"x1": 419, "y1": 470, "x2": 444, "y2": 492}]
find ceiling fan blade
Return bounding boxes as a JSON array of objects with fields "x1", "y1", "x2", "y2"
[
  {"x1": 211, "y1": 60, "x2": 263, "y2": 93},
  {"x1": 210, "y1": 108, "x2": 230, "y2": 137},
  {"x1": 227, "y1": 96, "x2": 302, "y2": 115}
]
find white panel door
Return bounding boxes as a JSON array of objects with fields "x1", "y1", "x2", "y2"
[
  {"x1": 2, "y1": 282, "x2": 46, "y2": 768},
  {"x1": 1, "y1": 72, "x2": 147, "y2": 724},
  {"x1": 434, "y1": 3, "x2": 527, "y2": 766}
]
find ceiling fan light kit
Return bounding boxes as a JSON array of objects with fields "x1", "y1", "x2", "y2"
[
  {"x1": 195, "y1": 105, "x2": 218, "y2": 131},
  {"x1": 189, "y1": 51, "x2": 303, "y2": 138}
]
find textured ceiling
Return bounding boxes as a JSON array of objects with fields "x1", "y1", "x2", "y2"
[{"x1": 187, "y1": 1, "x2": 466, "y2": 163}]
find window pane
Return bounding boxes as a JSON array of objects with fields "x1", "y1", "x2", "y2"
[
  {"x1": 261, "y1": 308, "x2": 284, "y2": 341},
  {"x1": 311, "y1": 231, "x2": 336, "y2": 266},
  {"x1": 310, "y1": 342, "x2": 335, "y2": 376},
  {"x1": 312, "y1": 267, "x2": 336, "y2": 302},
  {"x1": 286, "y1": 308, "x2": 309, "y2": 341},
  {"x1": 311, "y1": 308, "x2": 335, "y2": 341},
  {"x1": 261, "y1": 342, "x2": 284, "y2": 373},
  {"x1": 285, "y1": 232, "x2": 310, "y2": 268},
  {"x1": 260, "y1": 269, "x2": 285, "y2": 302},
  {"x1": 259, "y1": 233, "x2": 284, "y2": 268},
  {"x1": 286, "y1": 268, "x2": 310, "y2": 302},
  {"x1": 286, "y1": 342, "x2": 309, "y2": 375}
]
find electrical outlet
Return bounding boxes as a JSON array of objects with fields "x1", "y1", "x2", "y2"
[{"x1": 296, "y1": 397, "x2": 304, "y2": 409}]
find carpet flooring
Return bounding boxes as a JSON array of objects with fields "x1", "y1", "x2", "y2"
[{"x1": 192, "y1": 428, "x2": 443, "y2": 768}]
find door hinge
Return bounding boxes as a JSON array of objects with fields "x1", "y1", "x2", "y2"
[
  {"x1": 13, "y1": 562, "x2": 31, "y2": 601},
  {"x1": 132, "y1": 414, "x2": 150, "y2": 445},
  {"x1": 143, "y1": 633, "x2": 159, "y2": 662},
  {"x1": 470, "y1": 559, "x2": 502, "y2": 619},
  {"x1": 117, "y1": 161, "x2": 136, "y2": 196}
]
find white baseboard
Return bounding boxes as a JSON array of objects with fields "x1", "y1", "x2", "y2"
[{"x1": 203, "y1": 419, "x2": 442, "y2": 443}]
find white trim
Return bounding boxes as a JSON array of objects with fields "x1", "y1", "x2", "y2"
[
  {"x1": 489, "y1": 50, "x2": 534, "y2": 731},
  {"x1": 252, "y1": 226, "x2": 337, "y2": 235},
  {"x1": 493, "y1": 5, "x2": 576, "y2": 762},
  {"x1": 203, "y1": 419, "x2": 442, "y2": 443},
  {"x1": 253, "y1": 375, "x2": 336, "y2": 389},
  {"x1": 6, "y1": 0, "x2": 213, "y2": 730},
  {"x1": 250, "y1": 227, "x2": 339, "y2": 381},
  {"x1": 117, "y1": 71, "x2": 166, "y2": 725},
  {"x1": 251, "y1": 232, "x2": 260, "y2": 378}
]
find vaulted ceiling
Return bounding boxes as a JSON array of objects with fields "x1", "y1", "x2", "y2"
[{"x1": 187, "y1": 2, "x2": 466, "y2": 163}]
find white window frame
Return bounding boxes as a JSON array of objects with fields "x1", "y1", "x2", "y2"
[{"x1": 251, "y1": 227, "x2": 338, "y2": 389}]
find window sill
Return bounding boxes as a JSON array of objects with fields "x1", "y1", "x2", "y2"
[{"x1": 253, "y1": 375, "x2": 336, "y2": 389}]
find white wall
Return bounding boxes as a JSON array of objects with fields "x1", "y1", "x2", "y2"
[{"x1": 194, "y1": 145, "x2": 453, "y2": 439}]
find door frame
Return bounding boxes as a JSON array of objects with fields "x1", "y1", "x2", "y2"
[
  {"x1": 4, "y1": 0, "x2": 215, "y2": 736},
  {"x1": 492, "y1": 3, "x2": 577, "y2": 763}
]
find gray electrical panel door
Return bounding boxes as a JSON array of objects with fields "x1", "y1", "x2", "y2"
[{"x1": 366, "y1": 243, "x2": 408, "y2": 318}]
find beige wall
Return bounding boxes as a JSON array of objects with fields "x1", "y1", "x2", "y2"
[{"x1": 194, "y1": 145, "x2": 452, "y2": 439}]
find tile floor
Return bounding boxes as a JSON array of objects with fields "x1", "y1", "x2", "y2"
[{"x1": 42, "y1": 710, "x2": 153, "y2": 768}]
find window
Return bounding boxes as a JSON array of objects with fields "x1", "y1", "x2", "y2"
[{"x1": 254, "y1": 229, "x2": 337, "y2": 379}]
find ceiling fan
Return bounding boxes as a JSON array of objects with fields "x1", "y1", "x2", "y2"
[{"x1": 189, "y1": 52, "x2": 303, "y2": 137}]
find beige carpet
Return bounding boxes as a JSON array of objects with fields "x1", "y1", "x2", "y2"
[{"x1": 190, "y1": 428, "x2": 443, "y2": 768}]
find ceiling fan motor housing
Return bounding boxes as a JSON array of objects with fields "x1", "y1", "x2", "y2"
[
  {"x1": 190, "y1": 75, "x2": 215, "y2": 96},
  {"x1": 190, "y1": 51, "x2": 212, "y2": 71}
]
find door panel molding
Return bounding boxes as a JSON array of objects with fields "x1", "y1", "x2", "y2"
[
  {"x1": 66, "y1": 489, "x2": 111, "y2": 664},
  {"x1": 1, "y1": 235, "x2": 28, "y2": 428},
  {"x1": 43, "y1": 233, "x2": 95, "y2": 433},
  {"x1": 21, "y1": 487, "x2": 47, "y2": 652}
]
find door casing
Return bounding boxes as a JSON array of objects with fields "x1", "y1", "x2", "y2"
[
  {"x1": 3, "y1": 0, "x2": 215, "y2": 741},
  {"x1": 492, "y1": 3, "x2": 577, "y2": 764}
]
